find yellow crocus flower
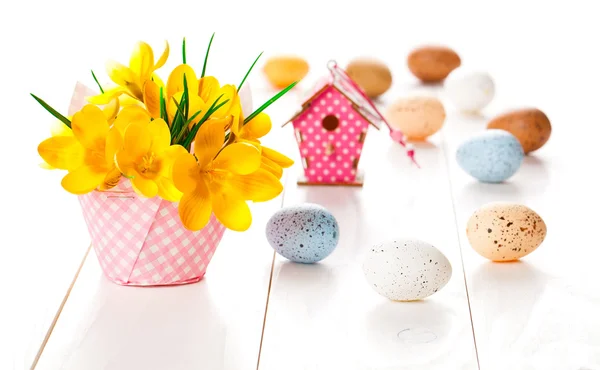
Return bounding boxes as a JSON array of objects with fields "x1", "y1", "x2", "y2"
[
  {"x1": 88, "y1": 41, "x2": 169, "y2": 105},
  {"x1": 115, "y1": 118, "x2": 187, "y2": 201},
  {"x1": 230, "y1": 110, "x2": 294, "y2": 179},
  {"x1": 37, "y1": 105, "x2": 123, "y2": 194},
  {"x1": 172, "y1": 118, "x2": 283, "y2": 232}
]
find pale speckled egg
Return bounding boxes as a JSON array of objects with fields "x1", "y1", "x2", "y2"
[
  {"x1": 266, "y1": 203, "x2": 339, "y2": 263},
  {"x1": 466, "y1": 202, "x2": 547, "y2": 261},
  {"x1": 456, "y1": 129, "x2": 524, "y2": 183},
  {"x1": 444, "y1": 68, "x2": 495, "y2": 112},
  {"x1": 362, "y1": 238, "x2": 452, "y2": 301},
  {"x1": 384, "y1": 97, "x2": 446, "y2": 140}
]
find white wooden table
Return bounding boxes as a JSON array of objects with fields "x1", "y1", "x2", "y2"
[{"x1": 3, "y1": 1, "x2": 599, "y2": 369}]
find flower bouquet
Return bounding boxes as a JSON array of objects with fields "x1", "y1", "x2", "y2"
[{"x1": 34, "y1": 35, "x2": 296, "y2": 286}]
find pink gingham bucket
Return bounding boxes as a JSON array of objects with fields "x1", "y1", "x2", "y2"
[{"x1": 78, "y1": 180, "x2": 226, "y2": 286}]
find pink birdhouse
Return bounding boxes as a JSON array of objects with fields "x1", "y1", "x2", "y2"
[{"x1": 283, "y1": 61, "x2": 416, "y2": 186}]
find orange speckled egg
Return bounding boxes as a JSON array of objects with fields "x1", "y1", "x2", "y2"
[
  {"x1": 263, "y1": 56, "x2": 309, "y2": 89},
  {"x1": 384, "y1": 97, "x2": 446, "y2": 140},
  {"x1": 486, "y1": 108, "x2": 551, "y2": 154},
  {"x1": 466, "y1": 202, "x2": 547, "y2": 262}
]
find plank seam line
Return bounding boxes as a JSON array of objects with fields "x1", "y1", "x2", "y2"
[
  {"x1": 440, "y1": 131, "x2": 481, "y2": 370},
  {"x1": 256, "y1": 170, "x2": 290, "y2": 370},
  {"x1": 29, "y1": 243, "x2": 92, "y2": 370}
]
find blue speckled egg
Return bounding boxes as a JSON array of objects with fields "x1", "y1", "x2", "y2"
[
  {"x1": 456, "y1": 129, "x2": 524, "y2": 183},
  {"x1": 266, "y1": 203, "x2": 339, "y2": 263}
]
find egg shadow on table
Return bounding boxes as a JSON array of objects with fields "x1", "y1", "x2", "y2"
[
  {"x1": 69, "y1": 278, "x2": 228, "y2": 369},
  {"x1": 446, "y1": 111, "x2": 490, "y2": 127},
  {"x1": 275, "y1": 261, "x2": 337, "y2": 305},
  {"x1": 513, "y1": 155, "x2": 551, "y2": 192},
  {"x1": 362, "y1": 299, "x2": 457, "y2": 362},
  {"x1": 458, "y1": 180, "x2": 523, "y2": 207},
  {"x1": 470, "y1": 260, "x2": 549, "y2": 342}
]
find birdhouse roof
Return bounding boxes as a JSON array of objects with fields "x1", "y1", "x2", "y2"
[{"x1": 283, "y1": 61, "x2": 389, "y2": 130}]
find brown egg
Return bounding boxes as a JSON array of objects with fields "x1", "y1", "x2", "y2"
[
  {"x1": 384, "y1": 97, "x2": 446, "y2": 140},
  {"x1": 466, "y1": 202, "x2": 547, "y2": 262},
  {"x1": 407, "y1": 46, "x2": 461, "y2": 83},
  {"x1": 486, "y1": 108, "x2": 551, "y2": 154},
  {"x1": 345, "y1": 57, "x2": 392, "y2": 99},
  {"x1": 263, "y1": 56, "x2": 309, "y2": 89}
]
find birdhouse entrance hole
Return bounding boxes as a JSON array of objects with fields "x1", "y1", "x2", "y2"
[{"x1": 322, "y1": 115, "x2": 339, "y2": 131}]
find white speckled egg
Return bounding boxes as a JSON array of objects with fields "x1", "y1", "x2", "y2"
[
  {"x1": 456, "y1": 129, "x2": 524, "y2": 183},
  {"x1": 362, "y1": 238, "x2": 452, "y2": 301},
  {"x1": 266, "y1": 203, "x2": 339, "y2": 263},
  {"x1": 444, "y1": 68, "x2": 495, "y2": 112}
]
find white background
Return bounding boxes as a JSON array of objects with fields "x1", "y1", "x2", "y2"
[{"x1": 1, "y1": 0, "x2": 599, "y2": 369}]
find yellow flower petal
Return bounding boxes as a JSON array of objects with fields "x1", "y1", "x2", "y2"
[
  {"x1": 118, "y1": 93, "x2": 142, "y2": 107},
  {"x1": 178, "y1": 179, "x2": 212, "y2": 231},
  {"x1": 227, "y1": 169, "x2": 283, "y2": 202},
  {"x1": 50, "y1": 120, "x2": 73, "y2": 137},
  {"x1": 173, "y1": 152, "x2": 200, "y2": 193},
  {"x1": 129, "y1": 41, "x2": 154, "y2": 82},
  {"x1": 213, "y1": 142, "x2": 261, "y2": 175},
  {"x1": 211, "y1": 191, "x2": 252, "y2": 231},
  {"x1": 261, "y1": 145, "x2": 294, "y2": 168},
  {"x1": 87, "y1": 86, "x2": 127, "y2": 105},
  {"x1": 106, "y1": 61, "x2": 138, "y2": 88},
  {"x1": 61, "y1": 165, "x2": 105, "y2": 194},
  {"x1": 71, "y1": 105, "x2": 109, "y2": 152},
  {"x1": 99, "y1": 167, "x2": 122, "y2": 190},
  {"x1": 113, "y1": 105, "x2": 151, "y2": 136},
  {"x1": 154, "y1": 41, "x2": 170, "y2": 70},
  {"x1": 105, "y1": 128, "x2": 123, "y2": 168},
  {"x1": 167, "y1": 64, "x2": 198, "y2": 98},
  {"x1": 102, "y1": 98, "x2": 120, "y2": 124},
  {"x1": 132, "y1": 174, "x2": 158, "y2": 198},
  {"x1": 147, "y1": 118, "x2": 171, "y2": 154},
  {"x1": 115, "y1": 150, "x2": 136, "y2": 178},
  {"x1": 38, "y1": 136, "x2": 84, "y2": 170},
  {"x1": 243, "y1": 112, "x2": 272, "y2": 139},
  {"x1": 167, "y1": 92, "x2": 206, "y2": 126},
  {"x1": 123, "y1": 121, "x2": 151, "y2": 160},
  {"x1": 193, "y1": 118, "x2": 225, "y2": 169},
  {"x1": 210, "y1": 84, "x2": 237, "y2": 118},
  {"x1": 142, "y1": 79, "x2": 162, "y2": 118},
  {"x1": 260, "y1": 155, "x2": 283, "y2": 179},
  {"x1": 198, "y1": 76, "x2": 220, "y2": 103},
  {"x1": 157, "y1": 176, "x2": 182, "y2": 202}
]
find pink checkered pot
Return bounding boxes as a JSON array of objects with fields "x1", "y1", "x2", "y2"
[{"x1": 78, "y1": 180, "x2": 226, "y2": 286}]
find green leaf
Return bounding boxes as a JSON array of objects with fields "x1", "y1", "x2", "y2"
[
  {"x1": 31, "y1": 93, "x2": 71, "y2": 129},
  {"x1": 182, "y1": 95, "x2": 229, "y2": 149},
  {"x1": 244, "y1": 80, "x2": 298, "y2": 124},
  {"x1": 238, "y1": 52, "x2": 263, "y2": 91},
  {"x1": 91, "y1": 70, "x2": 104, "y2": 94},
  {"x1": 159, "y1": 86, "x2": 168, "y2": 125},
  {"x1": 170, "y1": 96, "x2": 186, "y2": 142},
  {"x1": 201, "y1": 32, "x2": 215, "y2": 78},
  {"x1": 183, "y1": 73, "x2": 189, "y2": 120},
  {"x1": 182, "y1": 37, "x2": 187, "y2": 64},
  {"x1": 174, "y1": 109, "x2": 203, "y2": 144}
]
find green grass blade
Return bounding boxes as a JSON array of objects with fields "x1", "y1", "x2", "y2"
[
  {"x1": 91, "y1": 70, "x2": 104, "y2": 93},
  {"x1": 183, "y1": 73, "x2": 189, "y2": 120},
  {"x1": 182, "y1": 37, "x2": 187, "y2": 64},
  {"x1": 170, "y1": 96, "x2": 187, "y2": 141},
  {"x1": 182, "y1": 95, "x2": 229, "y2": 149},
  {"x1": 244, "y1": 80, "x2": 298, "y2": 124},
  {"x1": 238, "y1": 52, "x2": 263, "y2": 91},
  {"x1": 201, "y1": 32, "x2": 215, "y2": 78},
  {"x1": 159, "y1": 86, "x2": 167, "y2": 124},
  {"x1": 31, "y1": 93, "x2": 71, "y2": 128}
]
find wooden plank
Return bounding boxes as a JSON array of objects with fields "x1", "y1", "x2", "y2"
[
  {"x1": 442, "y1": 103, "x2": 600, "y2": 370},
  {"x1": 258, "y1": 119, "x2": 478, "y2": 369}
]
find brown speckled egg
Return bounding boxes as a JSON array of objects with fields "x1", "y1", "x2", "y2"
[
  {"x1": 407, "y1": 46, "x2": 461, "y2": 83},
  {"x1": 466, "y1": 202, "x2": 547, "y2": 262},
  {"x1": 384, "y1": 97, "x2": 446, "y2": 140},
  {"x1": 486, "y1": 108, "x2": 551, "y2": 154},
  {"x1": 345, "y1": 57, "x2": 392, "y2": 99}
]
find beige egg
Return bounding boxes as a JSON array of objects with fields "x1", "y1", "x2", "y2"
[
  {"x1": 466, "y1": 202, "x2": 547, "y2": 262},
  {"x1": 345, "y1": 57, "x2": 392, "y2": 99},
  {"x1": 384, "y1": 97, "x2": 446, "y2": 140}
]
